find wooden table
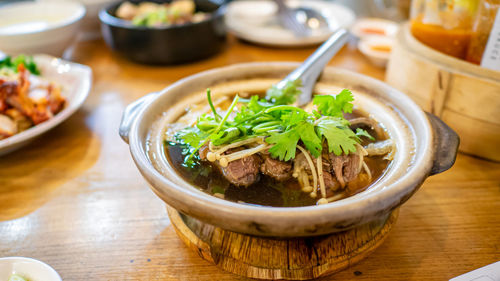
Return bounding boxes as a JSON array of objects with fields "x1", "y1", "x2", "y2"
[{"x1": 1, "y1": 36, "x2": 499, "y2": 281}]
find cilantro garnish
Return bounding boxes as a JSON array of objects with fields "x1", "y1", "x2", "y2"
[
  {"x1": 174, "y1": 80, "x2": 372, "y2": 165},
  {"x1": 0, "y1": 55, "x2": 41, "y2": 75},
  {"x1": 355, "y1": 127, "x2": 375, "y2": 141},
  {"x1": 315, "y1": 117, "x2": 359, "y2": 155},
  {"x1": 266, "y1": 128, "x2": 301, "y2": 161},
  {"x1": 313, "y1": 89, "x2": 353, "y2": 117},
  {"x1": 265, "y1": 79, "x2": 302, "y2": 105}
]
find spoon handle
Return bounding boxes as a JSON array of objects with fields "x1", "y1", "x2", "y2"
[{"x1": 278, "y1": 29, "x2": 349, "y2": 106}]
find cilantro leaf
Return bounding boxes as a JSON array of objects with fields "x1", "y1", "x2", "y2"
[
  {"x1": 248, "y1": 95, "x2": 266, "y2": 112},
  {"x1": 315, "y1": 117, "x2": 359, "y2": 155},
  {"x1": 297, "y1": 121, "x2": 322, "y2": 157},
  {"x1": 280, "y1": 110, "x2": 308, "y2": 128},
  {"x1": 355, "y1": 128, "x2": 375, "y2": 140},
  {"x1": 313, "y1": 89, "x2": 354, "y2": 117},
  {"x1": 266, "y1": 128, "x2": 301, "y2": 161},
  {"x1": 265, "y1": 119, "x2": 321, "y2": 160},
  {"x1": 265, "y1": 79, "x2": 302, "y2": 105},
  {"x1": 175, "y1": 127, "x2": 207, "y2": 149}
]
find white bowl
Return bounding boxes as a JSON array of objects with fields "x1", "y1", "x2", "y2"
[
  {"x1": 0, "y1": 1, "x2": 86, "y2": 57},
  {"x1": 0, "y1": 257, "x2": 62, "y2": 281},
  {"x1": 358, "y1": 36, "x2": 394, "y2": 67},
  {"x1": 0, "y1": 54, "x2": 92, "y2": 156}
]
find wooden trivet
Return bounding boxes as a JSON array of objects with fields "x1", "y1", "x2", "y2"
[{"x1": 167, "y1": 207, "x2": 398, "y2": 280}]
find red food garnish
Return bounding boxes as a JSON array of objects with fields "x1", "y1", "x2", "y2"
[{"x1": 360, "y1": 27, "x2": 386, "y2": 35}]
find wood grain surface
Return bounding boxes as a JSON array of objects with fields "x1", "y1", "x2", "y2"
[{"x1": 0, "y1": 36, "x2": 499, "y2": 281}]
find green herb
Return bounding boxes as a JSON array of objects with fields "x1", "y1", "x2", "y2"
[
  {"x1": 174, "y1": 82, "x2": 372, "y2": 165},
  {"x1": 178, "y1": 94, "x2": 241, "y2": 165},
  {"x1": 266, "y1": 128, "x2": 301, "y2": 161},
  {"x1": 175, "y1": 127, "x2": 207, "y2": 152},
  {"x1": 0, "y1": 55, "x2": 41, "y2": 75},
  {"x1": 207, "y1": 89, "x2": 222, "y2": 121},
  {"x1": 132, "y1": 7, "x2": 170, "y2": 26},
  {"x1": 315, "y1": 117, "x2": 359, "y2": 156},
  {"x1": 313, "y1": 89, "x2": 354, "y2": 117},
  {"x1": 265, "y1": 79, "x2": 302, "y2": 105},
  {"x1": 211, "y1": 184, "x2": 226, "y2": 195},
  {"x1": 355, "y1": 127, "x2": 375, "y2": 140}
]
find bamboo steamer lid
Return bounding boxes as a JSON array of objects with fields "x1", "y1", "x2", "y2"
[{"x1": 386, "y1": 23, "x2": 500, "y2": 162}]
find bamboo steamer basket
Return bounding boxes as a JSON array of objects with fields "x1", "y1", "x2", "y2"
[{"x1": 386, "y1": 23, "x2": 500, "y2": 162}]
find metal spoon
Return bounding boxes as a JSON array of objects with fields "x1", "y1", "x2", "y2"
[
  {"x1": 119, "y1": 29, "x2": 349, "y2": 143},
  {"x1": 275, "y1": 28, "x2": 349, "y2": 107}
]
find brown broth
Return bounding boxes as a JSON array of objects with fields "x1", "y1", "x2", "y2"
[{"x1": 166, "y1": 143, "x2": 318, "y2": 206}]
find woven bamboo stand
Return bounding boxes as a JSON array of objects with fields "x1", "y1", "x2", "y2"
[{"x1": 167, "y1": 206, "x2": 398, "y2": 280}]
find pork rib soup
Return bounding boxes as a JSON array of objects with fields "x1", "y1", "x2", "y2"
[{"x1": 162, "y1": 81, "x2": 394, "y2": 207}]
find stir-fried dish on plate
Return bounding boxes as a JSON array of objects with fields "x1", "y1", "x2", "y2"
[
  {"x1": 116, "y1": 0, "x2": 208, "y2": 27},
  {"x1": 0, "y1": 55, "x2": 66, "y2": 140},
  {"x1": 163, "y1": 81, "x2": 395, "y2": 207}
]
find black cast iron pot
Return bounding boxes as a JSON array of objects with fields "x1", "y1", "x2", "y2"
[{"x1": 99, "y1": 0, "x2": 226, "y2": 64}]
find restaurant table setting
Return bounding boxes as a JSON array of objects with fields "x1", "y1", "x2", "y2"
[{"x1": 0, "y1": 0, "x2": 499, "y2": 280}]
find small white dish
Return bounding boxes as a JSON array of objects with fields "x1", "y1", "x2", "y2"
[
  {"x1": 350, "y1": 18, "x2": 399, "y2": 40},
  {"x1": 358, "y1": 36, "x2": 394, "y2": 67},
  {"x1": 0, "y1": 54, "x2": 92, "y2": 156},
  {"x1": 225, "y1": 0, "x2": 355, "y2": 47},
  {"x1": 0, "y1": 1, "x2": 86, "y2": 56},
  {"x1": 0, "y1": 257, "x2": 62, "y2": 281}
]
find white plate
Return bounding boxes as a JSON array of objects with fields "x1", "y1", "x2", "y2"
[
  {"x1": 0, "y1": 55, "x2": 92, "y2": 156},
  {"x1": 225, "y1": 0, "x2": 355, "y2": 47},
  {"x1": 0, "y1": 257, "x2": 62, "y2": 281}
]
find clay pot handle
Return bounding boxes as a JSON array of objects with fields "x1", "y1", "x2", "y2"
[
  {"x1": 426, "y1": 112, "x2": 460, "y2": 175},
  {"x1": 119, "y1": 92, "x2": 159, "y2": 144}
]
